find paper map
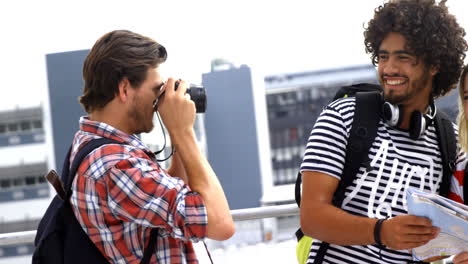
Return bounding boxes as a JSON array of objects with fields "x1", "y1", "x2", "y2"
[{"x1": 406, "y1": 187, "x2": 468, "y2": 261}]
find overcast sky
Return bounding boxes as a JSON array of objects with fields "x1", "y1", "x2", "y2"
[{"x1": 1, "y1": 0, "x2": 467, "y2": 111}]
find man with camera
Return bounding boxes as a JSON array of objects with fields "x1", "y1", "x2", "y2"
[{"x1": 70, "y1": 29, "x2": 235, "y2": 263}]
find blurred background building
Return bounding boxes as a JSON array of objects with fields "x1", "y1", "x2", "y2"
[{"x1": 0, "y1": 107, "x2": 48, "y2": 261}]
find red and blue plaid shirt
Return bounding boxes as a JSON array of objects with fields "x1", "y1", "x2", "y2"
[
  {"x1": 449, "y1": 158, "x2": 466, "y2": 204},
  {"x1": 69, "y1": 116, "x2": 208, "y2": 263}
]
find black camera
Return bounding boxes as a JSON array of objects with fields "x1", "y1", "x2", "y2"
[{"x1": 175, "y1": 82, "x2": 207, "y2": 113}]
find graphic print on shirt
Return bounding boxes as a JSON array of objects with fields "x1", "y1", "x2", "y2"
[
  {"x1": 299, "y1": 97, "x2": 466, "y2": 264},
  {"x1": 342, "y1": 139, "x2": 438, "y2": 219}
]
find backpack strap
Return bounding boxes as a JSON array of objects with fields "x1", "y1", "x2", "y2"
[
  {"x1": 332, "y1": 83, "x2": 382, "y2": 101},
  {"x1": 295, "y1": 172, "x2": 302, "y2": 207},
  {"x1": 333, "y1": 91, "x2": 382, "y2": 206},
  {"x1": 465, "y1": 163, "x2": 468, "y2": 205},
  {"x1": 314, "y1": 91, "x2": 382, "y2": 264},
  {"x1": 61, "y1": 137, "x2": 160, "y2": 264},
  {"x1": 294, "y1": 172, "x2": 304, "y2": 241},
  {"x1": 434, "y1": 111, "x2": 457, "y2": 198},
  {"x1": 62, "y1": 137, "x2": 122, "y2": 198},
  {"x1": 141, "y1": 229, "x2": 159, "y2": 264}
]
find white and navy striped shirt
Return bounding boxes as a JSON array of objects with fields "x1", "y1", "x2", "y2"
[{"x1": 300, "y1": 97, "x2": 465, "y2": 264}]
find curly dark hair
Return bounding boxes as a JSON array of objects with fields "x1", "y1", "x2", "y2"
[
  {"x1": 80, "y1": 30, "x2": 167, "y2": 113},
  {"x1": 364, "y1": 0, "x2": 467, "y2": 98}
]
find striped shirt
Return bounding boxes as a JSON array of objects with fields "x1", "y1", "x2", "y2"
[
  {"x1": 300, "y1": 97, "x2": 465, "y2": 264},
  {"x1": 69, "y1": 116, "x2": 208, "y2": 264}
]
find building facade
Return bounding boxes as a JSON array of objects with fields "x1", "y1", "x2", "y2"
[
  {"x1": 262, "y1": 64, "x2": 379, "y2": 204},
  {"x1": 0, "y1": 106, "x2": 49, "y2": 261}
]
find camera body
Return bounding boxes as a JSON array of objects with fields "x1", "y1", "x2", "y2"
[{"x1": 175, "y1": 82, "x2": 207, "y2": 113}]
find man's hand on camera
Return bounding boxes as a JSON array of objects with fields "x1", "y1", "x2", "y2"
[{"x1": 156, "y1": 78, "x2": 196, "y2": 144}]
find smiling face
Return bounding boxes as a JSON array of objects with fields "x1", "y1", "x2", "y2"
[
  {"x1": 127, "y1": 67, "x2": 164, "y2": 134},
  {"x1": 377, "y1": 32, "x2": 435, "y2": 107}
]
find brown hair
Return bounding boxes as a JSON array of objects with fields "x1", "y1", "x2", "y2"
[
  {"x1": 364, "y1": 0, "x2": 467, "y2": 98},
  {"x1": 457, "y1": 65, "x2": 468, "y2": 152},
  {"x1": 80, "y1": 30, "x2": 167, "y2": 113}
]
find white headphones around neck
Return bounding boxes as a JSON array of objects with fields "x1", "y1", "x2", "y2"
[{"x1": 382, "y1": 101, "x2": 436, "y2": 140}]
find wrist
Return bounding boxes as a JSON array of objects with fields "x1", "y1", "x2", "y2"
[
  {"x1": 374, "y1": 218, "x2": 386, "y2": 246},
  {"x1": 170, "y1": 128, "x2": 196, "y2": 147}
]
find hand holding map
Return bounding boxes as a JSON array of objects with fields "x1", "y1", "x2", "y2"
[{"x1": 406, "y1": 187, "x2": 468, "y2": 262}]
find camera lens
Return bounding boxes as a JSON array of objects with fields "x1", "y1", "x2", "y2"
[
  {"x1": 174, "y1": 81, "x2": 207, "y2": 113},
  {"x1": 187, "y1": 86, "x2": 207, "y2": 113}
]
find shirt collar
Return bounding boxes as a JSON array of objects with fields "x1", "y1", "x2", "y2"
[{"x1": 79, "y1": 116, "x2": 150, "y2": 151}]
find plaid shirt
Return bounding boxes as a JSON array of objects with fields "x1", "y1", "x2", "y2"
[
  {"x1": 69, "y1": 116, "x2": 208, "y2": 264},
  {"x1": 448, "y1": 157, "x2": 466, "y2": 204}
]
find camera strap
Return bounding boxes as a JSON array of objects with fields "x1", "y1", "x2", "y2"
[{"x1": 203, "y1": 241, "x2": 214, "y2": 264}]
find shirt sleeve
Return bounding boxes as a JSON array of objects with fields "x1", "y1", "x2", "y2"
[
  {"x1": 300, "y1": 99, "x2": 354, "y2": 180},
  {"x1": 104, "y1": 155, "x2": 207, "y2": 242}
]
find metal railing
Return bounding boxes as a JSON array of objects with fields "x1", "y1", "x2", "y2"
[
  {"x1": 232, "y1": 203, "x2": 298, "y2": 221},
  {"x1": 0, "y1": 204, "x2": 455, "y2": 264},
  {"x1": 0, "y1": 204, "x2": 299, "y2": 247},
  {"x1": 0, "y1": 230, "x2": 36, "y2": 246}
]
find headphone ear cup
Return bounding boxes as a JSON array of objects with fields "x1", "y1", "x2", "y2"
[
  {"x1": 382, "y1": 102, "x2": 403, "y2": 127},
  {"x1": 382, "y1": 102, "x2": 392, "y2": 123},
  {"x1": 409, "y1": 111, "x2": 425, "y2": 140}
]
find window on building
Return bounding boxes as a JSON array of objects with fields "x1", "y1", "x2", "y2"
[
  {"x1": 296, "y1": 90, "x2": 304, "y2": 102},
  {"x1": 20, "y1": 121, "x2": 31, "y2": 131},
  {"x1": 310, "y1": 88, "x2": 319, "y2": 100},
  {"x1": 0, "y1": 124, "x2": 5, "y2": 134},
  {"x1": 0, "y1": 179, "x2": 11, "y2": 188},
  {"x1": 275, "y1": 110, "x2": 288, "y2": 118},
  {"x1": 13, "y1": 178, "x2": 24, "y2": 186},
  {"x1": 25, "y1": 176, "x2": 36, "y2": 185},
  {"x1": 38, "y1": 176, "x2": 46, "y2": 183},
  {"x1": 32, "y1": 120, "x2": 43, "y2": 129},
  {"x1": 290, "y1": 127, "x2": 298, "y2": 141},
  {"x1": 7, "y1": 123, "x2": 18, "y2": 133},
  {"x1": 281, "y1": 92, "x2": 296, "y2": 105},
  {"x1": 266, "y1": 95, "x2": 275, "y2": 106}
]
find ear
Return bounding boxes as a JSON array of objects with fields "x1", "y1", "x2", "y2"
[
  {"x1": 429, "y1": 65, "x2": 439, "y2": 76},
  {"x1": 117, "y1": 78, "x2": 130, "y2": 102}
]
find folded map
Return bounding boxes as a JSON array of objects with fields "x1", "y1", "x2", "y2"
[{"x1": 406, "y1": 187, "x2": 468, "y2": 261}]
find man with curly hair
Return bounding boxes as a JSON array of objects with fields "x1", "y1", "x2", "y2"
[{"x1": 299, "y1": 0, "x2": 467, "y2": 263}]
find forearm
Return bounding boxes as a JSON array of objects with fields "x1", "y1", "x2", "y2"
[
  {"x1": 301, "y1": 202, "x2": 377, "y2": 245},
  {"x1": 171, "y1": 128, "x2": 234, "y2": 240},
  {"x1": 166, "y1": 152, "x2": 189, "y2": 184},
  {"x1": 300, "y1": 171, "x2": 378, "y2": 245}
]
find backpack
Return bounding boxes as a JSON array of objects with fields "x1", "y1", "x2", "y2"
[
  {"x1": 33, "y1": 137, "x2": 158, "y2": 264},
  {"x1": 294, "y1": 83, "x2": 462, "y2": 264}
]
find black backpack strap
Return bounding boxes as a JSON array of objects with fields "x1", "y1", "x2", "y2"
[
  {"x1": 434, "y1": 111, "x2": 457, "y2": 198},
  {"x1": 465, "y1": 163, "x2": 468, "y2": 205},
  {"x1": 294, "y1": 171, "x2": 305, "y2": 241},
  {"x1": 314, "y1": 91, "x2": 382, "y2": 264},
  {"x1": 334, "y1": 91, "x2": 382, "y2": 206},
  {"x1": 332, "y1": 83, "x2": 382, "y2": 101},
  {"x1": 141, "y1": 229, "x2": 159, "y2": 264},
  {"x1": 62, "y1": 137, "x2": 122, "y2": 198},
  {"x1": 62, "y1": 137, "x2": 160, "y2": 263},
  {"x1": 295, "y1": 171, "x2": 302, "y2": 207}
]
